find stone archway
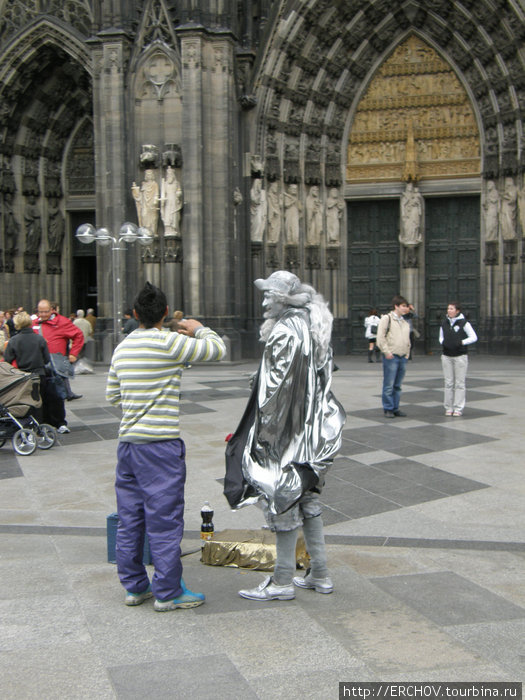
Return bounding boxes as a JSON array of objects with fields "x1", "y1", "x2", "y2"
[
  {"x1": 345, "y1": 34, "x2": 482, "y2": 352},
  {"x1": 0, "y1": 21, "x2": 93, "y2": 311}
]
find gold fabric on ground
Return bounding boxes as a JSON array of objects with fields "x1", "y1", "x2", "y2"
[{"x1": 201, "y1": 529, "x2": 310, "y2": 571}]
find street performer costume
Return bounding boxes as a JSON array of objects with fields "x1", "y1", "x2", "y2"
[{"x1": 225, "y1": 271, "x2": 346, "y2": 600}]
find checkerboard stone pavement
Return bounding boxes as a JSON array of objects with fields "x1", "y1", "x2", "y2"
[{"x1": 1, "y1": 355, "x2": 524, "y2": 697}]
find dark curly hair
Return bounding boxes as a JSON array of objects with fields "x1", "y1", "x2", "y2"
[{"x1": 133, "y1": 282, "x2": 167, "y2": 328}]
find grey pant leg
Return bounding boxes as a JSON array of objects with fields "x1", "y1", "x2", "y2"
[
  {"x1": 302, "y1": 514, "x2": 328, "y2": 579},
  {"x1": 453, "y1": 355, "x2": 468, "y2": 411},
  {"x1": 441, "y1": 355, "x2": 454, "y2": 411},
  {"x1": 273, "y1": 528, "x2": 299, "y2": 585}
]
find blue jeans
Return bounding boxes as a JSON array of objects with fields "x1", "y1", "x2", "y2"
[{"x1": 382, "y1": 355, "x2": 407, "y2": 412}]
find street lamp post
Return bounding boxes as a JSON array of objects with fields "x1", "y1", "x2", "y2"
[{"x1": 75, "y1": 222, "x2": 153, "y2": 346}]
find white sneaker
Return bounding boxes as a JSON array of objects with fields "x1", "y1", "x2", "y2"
[
  {"x1": 452, "y1": 410, "x2": 463, "y2": 417},
  {"x1": 293, "y1": 571, "x2": 333, "y2": 594},
  {"x1": 445, "y1": 409, "x2": 453, "y2": 416},
  {"x1": 238, "y1": 576, "x2": 295, "y2": 601},
  {"x1": 57, "y1": 425, "x2": 70, "y2": 434}
]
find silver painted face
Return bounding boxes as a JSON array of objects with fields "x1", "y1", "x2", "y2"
[{"x1": 262, "y1": 291, "x2": 285, "y2": 320}]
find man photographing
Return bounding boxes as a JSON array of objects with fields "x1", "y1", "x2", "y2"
[{"x1": 106, "y1": 282, "x2": 225, "y2": 611}]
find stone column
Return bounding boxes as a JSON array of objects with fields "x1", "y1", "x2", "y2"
[
  {"x1": 89, "y1": 31, "x2": 132, "y2": 320},
  {"x1": 179, "y1": 29, "x2": 237, "y2": 326},
  {"x1": 179, "y1": 33, "x2": 205, "y2": 317}
]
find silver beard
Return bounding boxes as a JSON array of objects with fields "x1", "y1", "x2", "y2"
[{"x1": 259, "y1": 317, "x2": 277, "y2": 342}]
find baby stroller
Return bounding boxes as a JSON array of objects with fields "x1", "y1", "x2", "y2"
[{"x1": 0, "y1": 363, "x2": 56, "y2": 456}]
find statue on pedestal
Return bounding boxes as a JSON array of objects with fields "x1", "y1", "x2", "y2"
[
  {"x1": 326, "y1": 187, "x2": 344, "y2": 245},
  {"x1": 160, "y1": 166, "x2": 183, "y2": 236},
  {"x1": 284, "y1": 184, "x2": 302, "y2": 245},
  {"x1": 24, "y1": 195, "x2": 42, "y2": 253},
  {"x1": 47, "y1": 198, "x2": 65, "y2": 253},
  {"x1": 483, "y1": 180, "x2": 500, "y2": 241},
  {"x1": 267, "y1": 182, "x2": 282, "y2": 244},
  {"x1": 305, "y1": 186, "x2": 323, "y2": 246},
  {"x1": 132, "y1": 169, "x2": 159, "y2": 236},
  {"x1": 250, "y1": 179, "x2": 267, "y2": 243},
  {"x1": 500, "y1": 177, "x2": 517, "y2": 241},
  {"x1": 400, "y1": 182, "x2": 423, "y2": 246}
]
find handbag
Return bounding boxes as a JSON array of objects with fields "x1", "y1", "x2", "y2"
[
  {"x1": 50, "y1": 352, "x2": 74, "y2": 378},
  {"x1": 370, "y1": 324, "x2": 378, "y2": 335}
]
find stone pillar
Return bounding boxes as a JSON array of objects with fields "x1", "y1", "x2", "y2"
[
  {"x1": 179, "y1": 33, "x2": 205, "y2": 317},
  {"x1": 178, "y1": 29, "x2": 237, "y2": 324},
  {"x1": 89, "y1": 31, "x2": 132, "y2": 319}
]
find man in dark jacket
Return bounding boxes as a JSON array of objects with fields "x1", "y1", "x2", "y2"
[{"x1": 439, "y1": 302, "x2": 477, "y2": 416}]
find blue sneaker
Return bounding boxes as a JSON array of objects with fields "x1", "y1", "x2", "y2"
[
  {"x1": 125, "y1": 585, "x2": 152, "y2": 606},
  {"x1": 154, "y1": 579, "x2": 205, "y2": 611}
]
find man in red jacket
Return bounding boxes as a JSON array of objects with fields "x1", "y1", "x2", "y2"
[{"x1": 32, "y1": 299, "x2": 84, "y2": 433}]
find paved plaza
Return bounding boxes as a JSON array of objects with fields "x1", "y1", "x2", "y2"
[{"x1": 1, "y1": 354, "x2": 524, "y2": 698}]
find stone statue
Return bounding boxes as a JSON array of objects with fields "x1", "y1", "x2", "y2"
[
  {"x1": 483, "y1": 180, "x2": 499, "y2": 242},
  {"x1": 24, "y1": 195, "x2": 42, "y2": 253},
  {"x1": 284, "y1": 183, "x2": 302, "y2": 245},
  {"x1": 326, "y1": 187, "x2": 344, "y2": 245},
  {"x1": 131, "y1": 169, "x2": 159, "y2": 236},
  {"x1": 518, "y1": 183, "x2": 525, "y2": 237},
  {"x1": 47, "y1": 198, "x2": 65, "y2": 253},
  {"x1": 267, "y1": 182, "x2": 282, "y2": 244},
  {"x1": 500, "y1": 177, "x2": 517, "y2": 241},
  {"x1": 3, "y1": 192, "x2": 19, "y2": 253},
  {"x1": 233, "y1": 187, "x2": 243, "y2": 207},
  {"x1": 160, "y1": 166, "x2": 183, "y2": 236},
  {"x1": 400, "y1": 182, "x2": 423, "y2": 246},
  {"x1": 250, "y1": 179, "x2": 267, "y2": 243},
  {"x1": 305, "y1": 185, "x2": 323, "y2": 246}
]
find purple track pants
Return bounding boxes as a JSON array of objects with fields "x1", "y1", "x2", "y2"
[{"x1": 115, "y1": 439, "x2": 186, "y2": 601}]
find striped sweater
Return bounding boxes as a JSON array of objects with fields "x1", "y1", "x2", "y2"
[{"x1": 106, "y1": 326, "x2": 226, "y2": 442}]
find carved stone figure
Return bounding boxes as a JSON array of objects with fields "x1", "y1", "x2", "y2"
[
  {"x1": 518, "y1": 183, "x2": 525, "y2": 237},
  {"x1": 131, "y1": 169, "x2": 159, "y2": 236},
  {"x1": 400, "y1": 182, "x2": 423, "y2": 246},
  {"x1": 47, "y1": 198, "x2": 65, "y2": 253},
  {"x1": 284, "y1": 184, "x2": 302, "y2": 245},
  {"x1": 250, "y1": 179, "x2": 267, "y2": 243},
  {"x1": 500, "y1": 177, "x2": 517, "y2": 241},
  {"x1": 3, "y1": 192, "x2": 19, "y2": 253},
  {"x1": 160, "y1": 166, "x2": 183, "y2": 236},
  {"x1": 326, "y1": 188, "x2": 344, "y2": 245},
  {"x1": 24, "y1": 195, "x2": 42, "y2": 253},
  {"x1": 267, "y1": 182, "x2": 282, "y2": 244},
  {"x1": 483, "y1": 180, "x2": 500, "y2": 242},
  {"x1": 305, "y1": 186, "x2": 323, "y2": 246}
]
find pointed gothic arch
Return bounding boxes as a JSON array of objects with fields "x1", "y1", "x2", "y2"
[{"x1": 345, "y1": 33, "x2": 482, "y2": 186}]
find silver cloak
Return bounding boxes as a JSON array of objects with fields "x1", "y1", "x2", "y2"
[{"x1": 238, "y1": 307, "x2": 346, "y2": 516}]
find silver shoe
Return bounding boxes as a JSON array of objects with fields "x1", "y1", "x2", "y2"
[
  {"x1": 293, "y1": 571, "x2": 333, "y2": 594},
  {"x1": 238, "y1": 575, "x2": 295, "y2": 601}
]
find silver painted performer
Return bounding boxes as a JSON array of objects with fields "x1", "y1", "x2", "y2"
[{"x1": 224, "y1": 271, "x2": 346, "y2": 601}]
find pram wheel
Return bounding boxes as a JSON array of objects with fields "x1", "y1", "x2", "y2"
[
  {"x1": 12, "y1": 428, "x2": 37, "y2": 456},
  {"x1": 35, "y1": 424, "x2": 56, "y2": 450}
]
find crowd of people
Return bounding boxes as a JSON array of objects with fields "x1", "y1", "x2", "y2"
[
  {"x1": 1, "y1": 283, "x2": 478, "y2": 614},
  {"x1": 0, "y1": 303, "x2": 97, "y2": 433}
]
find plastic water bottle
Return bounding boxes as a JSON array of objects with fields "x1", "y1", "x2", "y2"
[{"x1": 200, "y1": 501, "x2": 214, "y2": 540}]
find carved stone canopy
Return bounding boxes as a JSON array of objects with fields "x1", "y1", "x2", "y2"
[{"x1": 347, "y1": 35, "x2": 481, "y2": 184}]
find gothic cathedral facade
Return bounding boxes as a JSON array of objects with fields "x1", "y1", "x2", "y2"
[{"x1": 1, "y1": 1, "x2": 524, "y2": 356}]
